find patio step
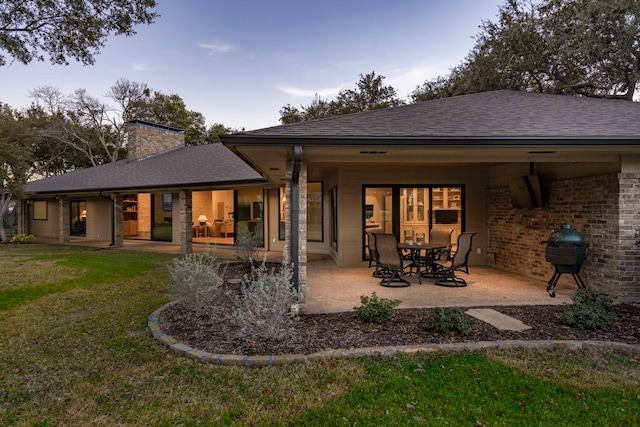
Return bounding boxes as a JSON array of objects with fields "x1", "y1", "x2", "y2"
[{"x1": 464, "y1": 308, "x2": 532, "y2": 331}]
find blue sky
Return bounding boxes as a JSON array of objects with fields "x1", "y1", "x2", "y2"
[{"x1": 1, "y1": 0, "x2": 502, "y2": 131}]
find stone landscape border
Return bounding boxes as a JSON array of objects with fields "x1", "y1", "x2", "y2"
[{"x1": 148, "y1": 302, "x2": 640, "y2": 368}]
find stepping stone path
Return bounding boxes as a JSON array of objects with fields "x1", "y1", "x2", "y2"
[{"x1": 465, "y1": 308, "x2": 532, "y2": 331}]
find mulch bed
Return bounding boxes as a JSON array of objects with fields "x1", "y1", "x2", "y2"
[{"x1": 159, "y1": 282, "x2": 640, "y2": 356}]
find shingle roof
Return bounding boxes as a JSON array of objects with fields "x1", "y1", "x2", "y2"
[
  {"x1": 26, "y1": 143, "x2": 264, "y2": 194},
  {"x1": 228, "y1": 90, "x2": 640, "y2": 141}
]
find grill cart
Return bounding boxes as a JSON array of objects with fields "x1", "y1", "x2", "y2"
[{"x1": 543, "y1": 224, "x2": 589, "y2": 297}]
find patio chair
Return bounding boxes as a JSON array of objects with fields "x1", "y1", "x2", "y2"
[
  {"x1": 429, "y1": 228, "x2": 453, "y2": 260},
  {"x1": 365, "y1": 228, "x2": 384, "y2": 277},
  {"x1": 373, "y1": 233, "x2": 412, "y2": 287},
  {"x1": 431, "y1": 232, "x2": 476, "y2": 287}
]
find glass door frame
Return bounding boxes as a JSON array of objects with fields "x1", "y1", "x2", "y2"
[
  {"x1": 362, "y1": 184, "x2": 465, "y2": 261},
  {"x1": 70, "y1": 200, "x2": 86, "y2": 236}
]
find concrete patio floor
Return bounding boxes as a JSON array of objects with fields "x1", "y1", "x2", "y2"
[
  {"x1": 304, "y1": 258, "x2": 575, "y2": 314},
  {"x1": 48, "y1": 239, "x2": 577, "y2": 314}
]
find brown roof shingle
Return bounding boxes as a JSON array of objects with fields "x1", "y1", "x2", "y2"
[
  {"x1": 26, "y1": 143, "x2": 264, "y2": 194},
  {"x1": 228, "y1": 91, "x2": 640, "y2": 140}
]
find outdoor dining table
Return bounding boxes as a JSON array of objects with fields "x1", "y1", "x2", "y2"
[{"x1": 397, "y1": 242, "x2": 446, "y2": 284}]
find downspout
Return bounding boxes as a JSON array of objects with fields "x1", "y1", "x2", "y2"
[
  {"x1": 291, "y1": 145, "x2": 302, "y2": 292},
  {"x1": 100, "y1": 192, "x2": 115, "y2": 247}
]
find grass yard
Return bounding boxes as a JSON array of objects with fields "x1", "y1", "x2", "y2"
[{"x1": 0, "y1": 244, "x2": 638, "y2": 426}]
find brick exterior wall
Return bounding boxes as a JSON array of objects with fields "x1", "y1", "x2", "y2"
[
  {"x1": 113, "y1": 194, "x2": 123, "y2": 247},
  {"x1": 488, "y1": 173, "x2": 640, "y2": 302},
  {"x1": 179, "y1": 190, "x2": 193, "y2": 254},
  {"x1": 285, "y1": 159, "x2": 308, "y2": 302},
  {"x1": 127, "y1": 121, "x2": 184, "y2": 160},
  {"x1": 58, "y1": 198, "x2": 70, "y2": 243}
]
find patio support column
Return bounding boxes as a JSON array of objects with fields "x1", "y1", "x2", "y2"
[
  {"x1": 17, "y1": 200, "x2": 27, "y2": 235},
  {"x1": 112, "y1": 194, "x2": 124, "y2": 248},
  {"x1": 286, "y1": 145, "x2": 307, "y2": 296},
  {"x1": 58, "y1": 197, "x2": 69, "y2": 244},
  {"x1": 178, "y1": 190, "x2": 193, "y2": 254}
]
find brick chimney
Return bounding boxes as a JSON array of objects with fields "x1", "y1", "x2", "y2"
[{"x1": 127, "y1": 120, "x2": 185, "y2": 160}]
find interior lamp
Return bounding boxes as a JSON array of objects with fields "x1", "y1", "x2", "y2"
[{"x1": 197, "y1": 215, "x2": 208, "y2": 225}]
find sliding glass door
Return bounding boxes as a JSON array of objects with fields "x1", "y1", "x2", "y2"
[
  {"x1": 70, "y1": 201, "x2": 86, "y2": 236},
  {"x1": 363, "y1": 185, "x2": 463, "y2": 260},
  {"x1": 363, "y1": 187, "x2": 393, "y2": 261},
  {"x1": 236, "y1": 188, "x2": 264, "y2": 247}
]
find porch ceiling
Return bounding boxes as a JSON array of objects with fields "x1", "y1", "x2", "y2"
[{"x1": 232, "y1": 144, "x2": 633, "y2": 183}]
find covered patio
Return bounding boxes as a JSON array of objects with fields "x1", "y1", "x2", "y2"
[
  {"x1": 304, "y1": 257, "x2": 574, "y2": 313},
  {"x1": 47, "y1": 238, "x2": 576, "y2": 313}
]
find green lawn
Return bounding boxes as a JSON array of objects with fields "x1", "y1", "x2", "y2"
[{"x1": 0, "y1": 244, "x2": 638, "y2": 426}]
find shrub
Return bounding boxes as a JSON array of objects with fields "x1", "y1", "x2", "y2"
[
  {"x1": 234, "y1": 228, "x2": 261, "y2": 267},
  {"x1": 423, "y1": 307, "x2": 475, "y2": 335},
  {"x1": 354, "y1": 292, "x2": 401, "y2": 323},
  {"x1": 9, "y1": 234, "x2": 36, "y2": 244},
  {"x1": 560, "y1": 288, "x2": 617, "y2": 330},
  {"x1": 230, "y1": 258, "x2": 299, "y2": 345},
  {"x1": 168, "y1": 252, "x2": 226, "y2": 309}
]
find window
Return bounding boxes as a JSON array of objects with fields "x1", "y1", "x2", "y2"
[
  {"x1": 33, "y1": 200, "x2": 47, "y2": 220},
  {"x1": 308, "y1": 182, "x2": 323, "y2": 241},
  {"x1": 330, "y1": 186, "x2": 338, "y2": 250},
  {"x1": 278, "y1": 182, "x2": 324, "y2": 242},
  {"x1": 236, "y1": 188, "x2": 264, "y2": 247},
  {"x1": 362, "y1": 185, "x2": 464, "y2": 260}
]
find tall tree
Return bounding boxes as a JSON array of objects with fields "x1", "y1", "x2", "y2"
[
  {"x1": 0, "y1": 0, "x2": 158, "y2": 66},
  {"x1": 332, "y1": 72, "x2": 405, "y2": 115},
  {"x1": 127, "y1": 89, "x2": 209, "y2": 146},
  {"x1": 31, "y1": 85, "x2": 127, "y2": 166},
  {"x1": 0, "y1": 104, "x2": 38, "y2": 242},
  {"x1": 30, "y1": 79, "x2": 221, "y2": 166},
  {"x1": 279, "y1": 72, "x2": 404, "y2": 124},
  {"x1": 412, "y1": 0, "x2": 640, "y2": 101},
  {"x1": 205, "y1": 123, "x2": 244, "y2": 143}
]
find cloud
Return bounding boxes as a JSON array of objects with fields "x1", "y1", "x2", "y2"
[
  {"x1": 386, "y1": 65, "x2": 443, "y2": 93},
  {"x1": 276, "y1": 84, "x2": 344, "y2": 98},
  {"x1": 197, "y1": 40, "x2": 236, "y2": 55},
  {"x1": 132, "y1": 63, "x2": 159, "y2": 72}
]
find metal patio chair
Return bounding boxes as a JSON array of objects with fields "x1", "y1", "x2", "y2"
[
  {"x1": 429, "y1": 228, "x2": 453, "y2": 261},
  {"x1": 431, "y1": 232, "x2": 476, "y2": 287},
  {"x1": 373, "y1": 233, "x2": 413, "y2": 287},
  {"x1": 365, "y1": 228, "x2": 384, "y2": 277}
]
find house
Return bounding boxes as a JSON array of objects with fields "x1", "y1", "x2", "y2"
[
  {"x1": 21, "y1": 91, "x2": 640, "y2": 302},
  {"x1": 22, "y1": 120, "x2": 266, "y2": 253}
]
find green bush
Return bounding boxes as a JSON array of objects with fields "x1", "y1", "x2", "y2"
[
  {"x1": 560, "y1": 288, "x2": 617, "y2": 330},
  {"x1": 168, "y1": 252, "x2": 226, "y2": 309},
  {"x1": 354, "y1": 292, "x2": 401, "y2": 323},
  {"x1": 423, "y1": 307, "x2": 476, "y2": 335},
  {"x1": 9, "y1": 233, "x2": 36, "y2": 244}
]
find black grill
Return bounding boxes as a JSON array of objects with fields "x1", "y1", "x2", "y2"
[{"x1": 542, "y1": 224, "x2": 589, "y2": 297}]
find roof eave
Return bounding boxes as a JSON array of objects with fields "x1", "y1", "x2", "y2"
[{"x1": 221, "y1": 134, "x2": 640, "y2": 147}]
